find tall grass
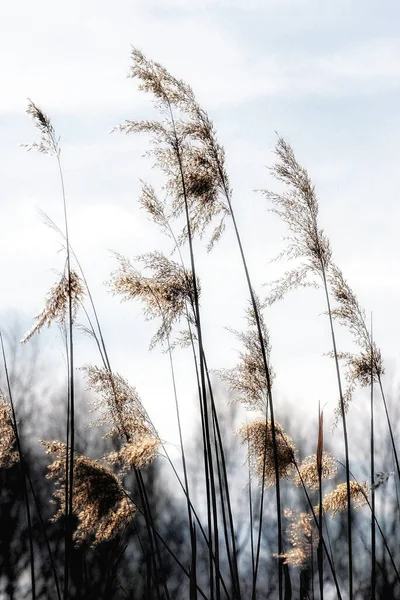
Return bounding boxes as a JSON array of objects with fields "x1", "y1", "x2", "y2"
[{"x1": 0, "y1": 48, "x2": 399, "y2": 600}]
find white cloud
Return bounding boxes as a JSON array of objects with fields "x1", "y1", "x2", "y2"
[
  {"x1": 2, "y1": 1, "x2": 400, "y2": 116},
  {"x1": 2, "y1": 0, "x2": 400, "y2": 447}
]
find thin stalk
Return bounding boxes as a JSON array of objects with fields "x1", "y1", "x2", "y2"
[
  {"x1": 292, "y1": 459, "x2": 342, "y2": 599},
  {"x1": 203, "y1": 352, "x2": 241, "y2": 599},
  {"x1": 320, "y1": 267, "x2": 353, "y2": 599},
  {"x1": 337, "y1": 462, "x2": 400, "y2": 586},
  {"x1": 25, "y1": 469, "x2": 62, "y2": 600},
  {"x1": 75, "y1": 256, "x2": 229, "y2": 593},
  {"x1": 212, "y1": 146, "x2": 283, "y2": 600},
  {"x1": 166, "y1": 334, "x2": 198, "y2": 600},
  {"x1": 168, "y1": 102, "x2": 220, "y2": 600},
  {"x1": 53, "y1": 150, "x2": 75, "y2": 600},
  {"x1": 370, "y1": 316, "x2": 376, "y2": 600},
  {"x1": 0, "y1": 333, "x2": 36, "y2": 600},
  {"x1": 376, "y1": 375, "x2": 400, "y2": 482},
  {"x1": 134, "y1": 470, "x2": 163, "y2": 600},
  {"x1": 127, "y1": 490, "x2": 216, "y2": 600},
  {"x1": 317, "y1": 472, "x2": 323, "y2": 600},
  {"x1": 317, "y1": 406, "x2": 324, "y2": 600},
  {"x1": 247, "y1": 432, "x2": 255, "y2": 579}
]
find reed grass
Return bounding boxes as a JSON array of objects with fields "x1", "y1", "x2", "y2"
[{"x1": 1, "y1": 48, "x2": 399, "y2": 600}]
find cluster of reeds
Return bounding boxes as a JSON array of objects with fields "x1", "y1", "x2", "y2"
[{"x1": 1, "y1": 48, "x2": 399, "y2": 600}]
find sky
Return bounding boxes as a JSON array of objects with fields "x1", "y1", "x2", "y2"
[{"x1": 1, "y1": 0, "x2": 400, "y2": 453}]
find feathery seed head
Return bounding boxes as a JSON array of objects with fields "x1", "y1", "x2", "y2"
[
  {"x1": 82, "y1": 365, "x2": 156, "y2": 443},
  {"x1": 238, "y1": 418, "x2": 295, "y2": 486},
  {"x1": 278, "y1": 509, "x2": 315, "y2": 568},
  {"x1": 139, "y1": 182, "x2": 171, "y2": 231},
  {"x1": 295, "y1": 452, "x2": 337, "y2": 489},
  {"x1": 42, "y1": 441, "x2": 136, "y2": 546},
  {"x1": 0, "y1": 394, "x2": 18, "y2": 468},
  {"x1": 329, "y1": 264, "x2": 378, "y2": 353},
  {"x1": 117, "y1": 48, "x2": 230, "y2": 250},
  {"x1": 23, "y1": 100, "x2": 60, "y2": 155},
  {"x1": 21, "y1": 270, "x2": 85, "y2": 343},
  {"x1": 218, "y1": 298, "x2": 274, "y2": 411},
  {"x1": 321, "y1": 480, "x2": 368, "y2": 517},
  {"x1": 263, "y1": 137, "x2": 332, "y2": 304},
  {"x1": 106, "y1": 436, "x2": 160, "y2": 473},
  {"x1": 109, "y1": 252, "x2": 198, "y2": 349}
]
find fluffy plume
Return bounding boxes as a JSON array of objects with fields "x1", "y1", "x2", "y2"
[
  {"x1": 0, "y1": 394, "x2": 18, "y2": 468},
  {"x1": 115, "y1": 47, "x2": 230, "y2": 250},
  {"x1": 278, "y1": 509, "x2": 315, "y2": 568},
  {"x1": 105, "y1": 436, "x2": 160, "y2": 473},
  {"x1": 82, "y1": 366, "x2": 160, "y2": 471},
  {"x1": 22, "y1": 100, "x2": 60, "y2": 155},
  {"x1": 109, "y1": 251, "x2": 198, "y2": 349},
  {"x1": 238, "y1": 418, "x2": 295, "y2": 486},
  {"x1": 139, "y1": 182, "x2": 172, "y2": 232},
  {"x1": 295, "y1": 452, "x2": 337, "y2": 490},
  {"x1": 42, "y1": 441, "x2": 136, "y2": 545},
  {"x1": 321, "y1": 480, "x2": 368, "y2": 517},
  {"x1": 218, "y1": 297, "x2": 274, "y2": 411},
  {"x1": 328, "y1": 263, "x2": 384, "y2": 420},
  {"x1": 262, "y1": 137, "x2": 332, "y2": 304},
  {"x1": 21, "y1": 271, "x2": 85, "y2": 343}
]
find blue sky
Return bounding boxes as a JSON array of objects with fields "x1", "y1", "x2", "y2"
[{"x1": 1, "y1": 0, "x2": 400, "y2": 447}]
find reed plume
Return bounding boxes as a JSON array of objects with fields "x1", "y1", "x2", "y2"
[
  {"x1": 21, "y1": 270, "x2": 84, "y2": 344},
  {"x1": 23, "y1": 100, "x2": 60, "y2": 156},
  {"x1": 328, "y1": 263, "x2": 384, "y2": 418},
  {"x1": 0, "y1": 393, "x2": 18, "y2": 468},
  {"x1": 262, "y1": 136, "x2": 332, "y2": 305},
  {"x1": 321, "y1": 480, "x2": 368, "y2": 517},
  {"x1": 238, "y1": 418, "x2": 295, "y2": 486},
  {"x1": 264, "y1": 136, "x2": 354, "y2": 597},
  {"x1": 115, "y1": 47, "x2": 230, "y2": 250},
  {"x1": 218, "y1": 298, "x2": 274, "y2": 412},
  {"x1": 279, "y1": 509, "x2": 315, "y2": 568},
  {"x1": 295, "y1": 452, "x2": 337, "y2": 490},
  {"x1": 42, "y1": 441, "x2": 135, "y2": 545},
  {"x1": 82, "y1": 366, "x2": 160, "y2": 472},
  {"x1": 109, "y1": 252, "x2": 198, "y2": 349}
]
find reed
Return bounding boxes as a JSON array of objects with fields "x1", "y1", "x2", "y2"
[{"x1": 2, "y1": 49, "x2": 398, "y2": 600}]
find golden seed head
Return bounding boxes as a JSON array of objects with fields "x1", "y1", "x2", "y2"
[
  {"x1": 106, "y1": 436, "x2": 160, "y2": 473},
  {"x1": 295, "y1": 452, "x2": 337, "y2": 489},
  {"x1": 82, "y1": 365, "x2": 157, "y2": 443},
  {"x1": 115, "y1": 47, "x2": 231, "y2": 250},
  {"x1": 321, "y1": 480, "x2": 368, "y2": 518},
  {"x1": 238, "y1": 418, "x2": 295, "y2": 486},
  {"x1": 109, "y1": 252, "x2": 198, "y2": 348},
  {"x1": 278, "y1": 509, "x2": 315, "y2": 568},
  {"x1": 263, "y1": 137, "x2": 332, "y2": 305},
  {"x1": 21, "y1": 270, "x2": 85, "y2": 343},
  {"x1": 0, "y1": 394, "x2": 18, "y2": 468},
  {"x1": 23, "y1": 100, "x2": 59, "y2": 155},
  {"x1": 42, "y1": 441, "x2": 136, "y2": 546},
  {"x1": 218, "y1": 297, "x2": 274, "y2": 411}
]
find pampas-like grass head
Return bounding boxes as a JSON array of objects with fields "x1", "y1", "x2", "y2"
[
  {"x1": 238, "y1": 418, "x2": 295, "y2": 486},
  {"x1": 321, "y1": 480, "x2": 368, "y2": 518},
  {"x1": 21, "y1": 270, "x2": 85, "y2": 343},
  {"x1": 218, "y1": 297, "x2": 274, "y2": 411},
  {"x1": 109, "y1": 251, "x2": 198, "y2": 349},
  {"x1": 0, "y1": 394, "x2": 18, "y2": 468},
  {"x1": 115, "y1": 47, "x2": 230, "y2": 250},
  {"x1": 23, "y1": 100, "x2": 60, "y2": 156},
  {"x1": 278, "y1": 509, "x2": 315, "y2": 568},
  {"x1": 42, "y1": 441, "x2": 136, "y2": 546},
  {"x1": 82, "y1": 366, "x2": 160, "y2": 471},
  {"x1": 295, "y1": 452, "x2": 337, "y2": 489},
  {"x1": 262, "y1": 137, "x2": 332, "y2": 305}
]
